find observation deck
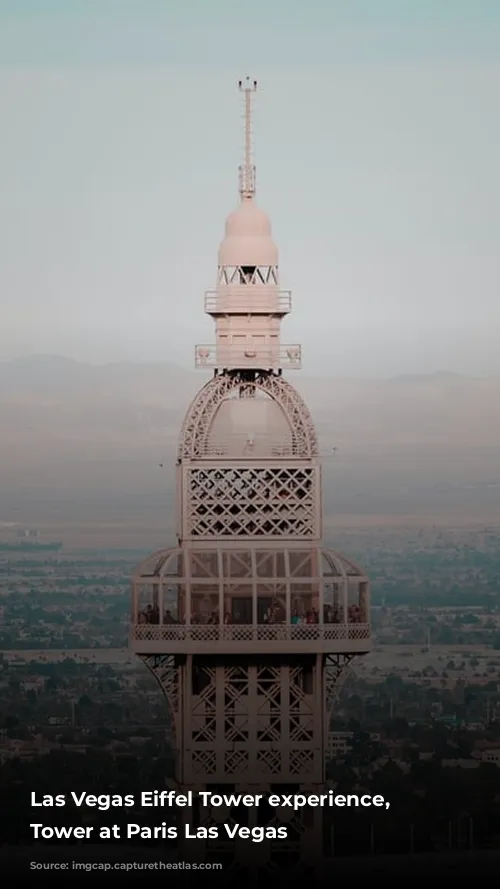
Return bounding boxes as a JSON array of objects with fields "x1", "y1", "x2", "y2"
[
  {"x1": 130, "y1": 545, "x2": 372, "y2": 657},
  {"x1": 195, "y1": 343, "x2": 302, "y2": 370},
  {"x1": 204, "y1": 287, "x2": 291, "y2": 315},
  {"x1": 132, "y1": 621, "x2": 370, "y2": 656}
]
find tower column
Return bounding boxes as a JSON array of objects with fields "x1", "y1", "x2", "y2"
[{"x1": 131, "y1": 78, "x2": 371, "y2": 879}]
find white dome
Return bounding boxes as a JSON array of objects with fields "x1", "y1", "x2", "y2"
[
  {"x1": 218, "y1": 198, "x2": 279, "y2": 266},
  {"x1": 207, "y1": 390, "x2": 292, "y2": 458},
  {"x1": 225, "y1": 199, "x2": 272, "y2": 238}
]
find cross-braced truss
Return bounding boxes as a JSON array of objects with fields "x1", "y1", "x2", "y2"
[
  {"x1": 187, "y1": 659, "x2": 321, "y2": 784},
  {"x1": 324, "y1": 653, "x2": 356, "y2": 744},
  {"x1": 140, "y1": 654, "x2": 180, "y2": 744},
  {"x1": 130, "y1": 77, "x2": 374, "y2": 881},
  {"x1": 144, "y1": 651, "x2": 358, "y2": 876},
  {"x1": 217, "y1": 264, "x2": 279, "y2": 285},
  {"x1": 140, "y1": 654, "x2": 358, "y2": 787},
  {"x1": 178, "y1": 371, "x2": 318, "y2": 459},
  {"x1": 192, "y1": 792, "x2": 321, "y2": 877},
  {"x1": 185, "y1": 465, "x2": 317, "y2": 538},
  {"x1": 142, "y1": 656, "x2": 325, "y2": 785}
]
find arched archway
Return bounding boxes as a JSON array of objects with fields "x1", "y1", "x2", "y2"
[{"x1": 178, "y1": 373, "x2": 318, "y2": 459}]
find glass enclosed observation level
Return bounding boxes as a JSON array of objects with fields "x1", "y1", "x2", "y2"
[{"x1": 130, "y1": 545, "x2": 371, "y2": 656}]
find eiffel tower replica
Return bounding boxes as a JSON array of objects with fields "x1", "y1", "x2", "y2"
[{"x1": 130, "y1": 78, "x2": 371, "y2": 880}]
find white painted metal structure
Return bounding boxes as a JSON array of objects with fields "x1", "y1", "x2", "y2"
[{"x1": 130, "y1": 79, "x2": 371, "y2": 877}]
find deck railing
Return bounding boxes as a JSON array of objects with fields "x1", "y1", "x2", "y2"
[
  {"x1": 132, "y1": 623, "x2": 370, "y2": 643},
  {"x1": 194, "y1": 344, "x2": 302, "y2": 370},
  {"x1": 204, "y1": 288, "x2": 292, "y2": 314}
]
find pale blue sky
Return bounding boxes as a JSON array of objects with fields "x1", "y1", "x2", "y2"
[{"x1": 1, "y1": 1, "x2": 499, "y2": 375}]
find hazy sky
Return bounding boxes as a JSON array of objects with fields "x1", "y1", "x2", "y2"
[{"x1": 1, "y1": 1, "x2": 499, "y2": 376}]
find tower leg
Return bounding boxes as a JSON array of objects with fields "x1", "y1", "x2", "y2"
[
  {"x1": 141, "y1": 651, "x2": 356, "y2": 879},
  {"x1": 325, "y1": 653, "x2": 354, "y2": 736}
]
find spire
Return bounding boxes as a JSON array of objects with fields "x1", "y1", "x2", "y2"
[{"x1": 238, "y1": 77, "x2": 257, "y2": 201}]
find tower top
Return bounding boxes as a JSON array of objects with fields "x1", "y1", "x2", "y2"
[
  {"x1": 218, "y1": 78, "x2": 277, "y2": 268},
  {"x1": 238, "y1": 77, "x2": 257, "y2": 201}
]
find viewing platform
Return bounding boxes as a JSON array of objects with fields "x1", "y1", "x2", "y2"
[
  {"x1": 131, "y1": 620, "x2": 371, "y2": 656},
  {"x1": 195, "y1": 343, "x2": 302, "y2": 370},
  {"x1": 130, "y1": 546, "x2": 371, "y2": 656},
  {"x1": 204, "y1": 287, "x2": 291, "y2": 315}
]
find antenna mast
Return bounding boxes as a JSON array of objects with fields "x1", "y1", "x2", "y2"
[{"x1": 238, "y1": 77, "x2": 257, "y2": 200}]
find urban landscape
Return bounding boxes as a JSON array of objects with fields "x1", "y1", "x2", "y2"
[
  {"x1": 2, "y1": 4, "x2": 500, "y2": 880},
  {"x1": 2, "y1": 521, "x2": 500, "y2": 856}
]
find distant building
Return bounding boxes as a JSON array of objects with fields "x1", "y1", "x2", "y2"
[
  {"x1": 475, "y1": 749, "x2": 500, "y2": 766},
  {"x1": 327, "y1": 732, "x2": 353, "y2": 761}
]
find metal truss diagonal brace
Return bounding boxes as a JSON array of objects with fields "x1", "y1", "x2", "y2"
[
  {"x1": 140, "y1": 654, "x2": 180, "y2": 739},
  {"x1": 178, "y1": 372, "x2": 318, "y2": 459}
]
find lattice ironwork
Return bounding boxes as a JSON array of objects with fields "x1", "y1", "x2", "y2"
[
  {"x1": 178, "y1": 372, "x2": 318, "y2": 459},
  {"x1": 139, "y1": 654, "x2": 180, "y2": 738},
  {"x1": 181, "y1": 787, "x2": 322, "y2": 877},
  {"x1": 185, "y1": 465, "x2": 317, "y2": 538},
  {"x1": 129, "y1": 78, "x2": 375, "y2": 881},
  {"x1": 132, "y1": 545, "x2": 369, "y2": 585},
  {"x1": 181, "y1": 660, "x2": 322, "y2": 784},
  {"x1": 179, "y1": 786, "x2": 323, "y2": 887},
  {"x1": 217, "y1": 265, "x2": 279, "y2": 285},
  {"x1": 133, "y1": 623, "x2": 371, "y2": 643},
  {"x1": 192, "y1": 750, "x2": 217, "y2": 777},
  {"x1": 325, "y1": 653, "x2": 355, "y2": 728}
]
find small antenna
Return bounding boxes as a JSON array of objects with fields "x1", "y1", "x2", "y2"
[{"x1": 238, "y1": 77, "x2": 257, "y2": 200}]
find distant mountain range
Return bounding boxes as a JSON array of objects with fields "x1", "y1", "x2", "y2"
[
  {"x1": 1, "y1": 354, "x2": 499, "y2": 445},
  {"x1": 0, "y1": 355, "x2": 192, "y2": 403},
  {"x1": 0, "y1": 356, "x2": 499, "y2": 523}
]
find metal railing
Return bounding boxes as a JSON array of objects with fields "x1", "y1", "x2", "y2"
[
  {"x1": 195, "y1": 344, "x2": 302, "y2": 370},
  {"x1": 200, "y1": 435, "x2": 295, "y2": 458},
  {"x1": 204, "y1": 288, "x2": 291, "y2": 314},
  {"x1": 133, "y1": 623, "x2": 370, "y2": 643}
]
